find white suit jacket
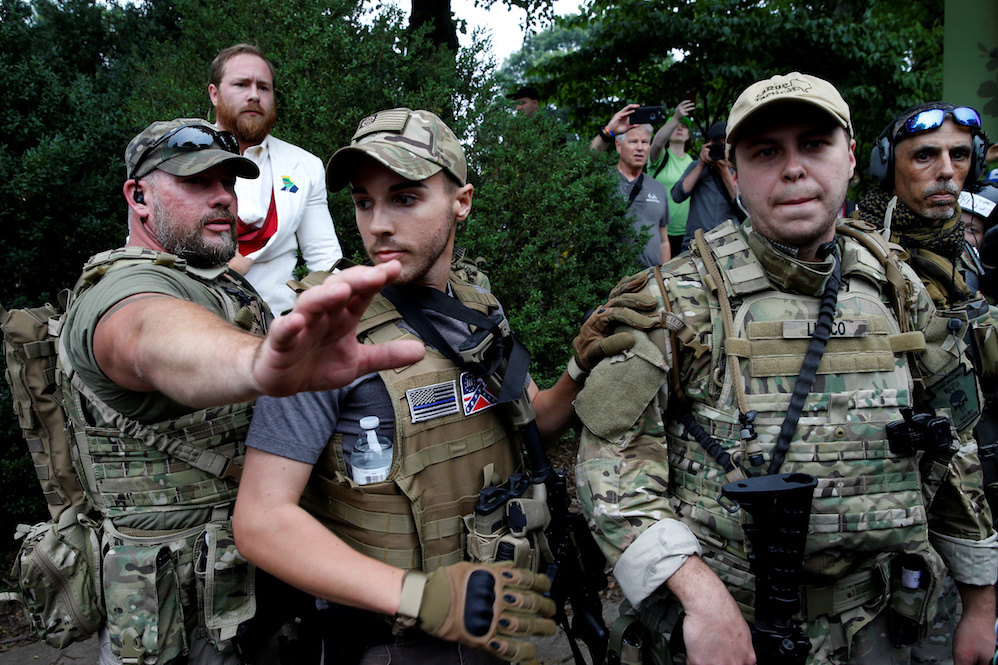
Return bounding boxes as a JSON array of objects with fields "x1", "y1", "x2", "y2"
[{"x1": 238, "y1": 135, "x2": 342, "y2": 314}]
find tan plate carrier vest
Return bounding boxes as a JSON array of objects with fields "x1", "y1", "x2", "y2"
[{"x1": 302, "y1": 278, "x2": 523, "y2": 572}]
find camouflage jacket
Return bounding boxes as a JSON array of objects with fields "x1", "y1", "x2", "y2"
[{"x1": 576, "y1": 220, "x2": 997, "y2": 624}]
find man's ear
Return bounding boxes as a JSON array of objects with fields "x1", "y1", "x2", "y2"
[
  {"x1": 847, "y1": 138, "x2": 857, "y2": 180},
  {"x1": 123, "y1": 179, "x2": 149, "y2": 216},
  {"x1": 453, "y1": 183, "x2": 474, "y2": 222},
  {"x1": 208, "y1": 83, "x2": 219, "y2": 107}
]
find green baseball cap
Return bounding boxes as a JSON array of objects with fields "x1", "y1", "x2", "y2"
[
  {"x1": 326, "y1": 108, "x2": 467, "y2": 191},
  {"x1": 125, "y1": 118, "x2": 259, "y2": 180}
]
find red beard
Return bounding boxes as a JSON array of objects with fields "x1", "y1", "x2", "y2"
[{"x1": 216, "y1": 98, "x2": 276, "y2": 146}]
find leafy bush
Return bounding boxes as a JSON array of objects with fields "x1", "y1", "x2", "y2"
[{"x1": 461, "y1": 106, "x2": 642, "y2": 387}]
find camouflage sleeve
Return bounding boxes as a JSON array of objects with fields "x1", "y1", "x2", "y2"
[
  {"x1": 574, "y1": 329, "x2": 701, "y2": 606},
  {"x1": 905, "y1": 264, "x2": 998, "y2": 583}
]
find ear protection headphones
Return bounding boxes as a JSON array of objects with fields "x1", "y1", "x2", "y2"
[{"x1": 869, "y1": 106, "x2": 988, "y2": 190}]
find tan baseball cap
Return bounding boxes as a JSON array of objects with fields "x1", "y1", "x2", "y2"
[
  {"x1": 726, "y1": 72, "x2": 852, "y2": 146},
  {"x1": 326, "y1": 108, "x2": 467, "y2": 191}
]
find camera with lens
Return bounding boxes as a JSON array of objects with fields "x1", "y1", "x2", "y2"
[
  {"x1": 708, "y1": 142, "x2": 726, "y2": 161},
  {"x1": 886, "y1": 407, "x2": 953, "y2": 456}
]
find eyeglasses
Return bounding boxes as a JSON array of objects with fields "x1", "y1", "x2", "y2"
[
  {"x1": 899, "y1": 107, "x2": 981, "y2": 138},
  {"x1": 130, "y1": 125, "x2": 240, "y2": 179}
]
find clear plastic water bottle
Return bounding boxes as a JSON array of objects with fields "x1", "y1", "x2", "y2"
[{"x1": 351, "y1": 416, "x2": 393, "y2": 485}]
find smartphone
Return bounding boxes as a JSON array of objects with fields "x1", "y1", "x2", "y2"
[
  {"x1": 629, "y1": 105, "x2": 664, "y2": 124},
  {"x1": 683, "y1": 89, "x2": 697, "y2": 104}
]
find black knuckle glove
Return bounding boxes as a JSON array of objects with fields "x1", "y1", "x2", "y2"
[{"x1": 411, "y1": 562, "x2": 556, "y2": 662}]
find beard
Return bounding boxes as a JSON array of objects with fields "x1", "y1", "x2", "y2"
[
  {"x1": 919, "y1": 181, "x2": 961, "y2": 221},
  {"x1": 366, "y1": 217, "x2": 455, "y2": 287},
  {"x1": 151, "y1": 198, "x2": 238, "y2": 268},
  {"x1": 216, "y1": 96, "x2": 276, "y2": 146}
]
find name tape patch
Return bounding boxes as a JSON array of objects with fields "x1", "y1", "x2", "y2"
[{"x1": 783, "y1": 319, "x2": 870, "y2": 339}]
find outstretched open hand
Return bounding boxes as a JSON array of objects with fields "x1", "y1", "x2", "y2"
[{"x1": 251, "y1": 261, "x2": 425, "y2": 396}]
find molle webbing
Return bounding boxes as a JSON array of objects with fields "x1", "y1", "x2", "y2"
[
  {"x1": 65, "y1": 381, "x2": 251, "y2": 516},
  {"x1": 63, "y1": 248, "x2": 266, "y2": 518},
  {"x1": 306, "y1": 282, "x2": 521, "y2": 571},
  {"x1": 835, "y1": 222, "x2": 912, "y2": 333},
  {"x1": 724, "y1": 319, "x2": 924, "y2": 376}
]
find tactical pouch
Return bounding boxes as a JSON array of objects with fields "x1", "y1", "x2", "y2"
[
  {"x1": 10, "y1": 503, "x2": 103, "y2": 648},
  {"x1": 463, "y1": 512, "x2": 503, "y2": 563},
  {"x1": 888, "y1": 549, "x2": 944, "y2": 646},
  {"x1": 193, "y1": 522, "x2": 256, "y2": 650},
  {"x1": 102, "y1": 520, "x2": 193, "y2": 665}
]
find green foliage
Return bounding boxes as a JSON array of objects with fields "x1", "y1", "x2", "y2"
[
  {"x1": 461, "y1": 107, "x2": 641, "y2": 387},
  {"x1": 124, "y1": 0, "x2": 493, "y2": 261},
  {"x1": 526, "y1": 0, "x2": 943, "y2": 192},
  {"x1": 0, "y1": 0, "x2": 495, "y2": 536}
]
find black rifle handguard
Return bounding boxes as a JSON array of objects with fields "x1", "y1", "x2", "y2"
[{"x1": 721, "y1": 473, "x2": 817, "y2": 665}]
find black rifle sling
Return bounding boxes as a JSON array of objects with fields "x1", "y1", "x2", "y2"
[
  {"x1": 626, "y1": 173, "x2": 644, "y2": 208},
  {"x1": 652, "y1": 150, "x2": 668, "y2": 179},
  {"x1": 381, "y1": 285, "x2": 530, "y2": 405},
  {"x1": 768, "y1": 252, "x2": 843, "y2": 474}
]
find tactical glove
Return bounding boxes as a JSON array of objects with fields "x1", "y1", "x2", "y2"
[
  {"x1": 569, "y1": 287, "x2": 661, "y2": 381},
  {"x1": 397, "y1": 562, "x2": 556, "y2": 662}
]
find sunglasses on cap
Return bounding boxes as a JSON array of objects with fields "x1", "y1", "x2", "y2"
[
  {"x1": 130, "y1": 125, "x2": 241, "y2": 179},
  {"x1": 898, "y1": 107, "x2": 981, "y2": 139}
]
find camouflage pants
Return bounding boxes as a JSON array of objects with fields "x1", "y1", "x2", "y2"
[
  {"x1": 909, "y1": 576, "x2": 957, "y2": 665},
  {"x1": 806, "y1": 611, "x2": 912, "y2": 665}
]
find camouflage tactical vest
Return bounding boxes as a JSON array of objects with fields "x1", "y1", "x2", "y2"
[
  {"x1": 301, "y1": 277, "x2": 522, "y2": 572},
  {"x1": 61, "y1": 247, "x2": 270, "y2": 524},
  {"x1": 651, "y1": 223, "x2": 935, "y2": 586}
]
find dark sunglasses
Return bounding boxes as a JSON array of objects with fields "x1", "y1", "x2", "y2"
[
  {"x1": 130, "y1": 125, "x2": 240, "y2": 179},
  {"x1": 900, "y1": 107, "x2": 981, "y2": 138}
]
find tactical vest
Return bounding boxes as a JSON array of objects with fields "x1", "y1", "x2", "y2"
[
  {"x1": 653, "y1": 223, "x2": 933, "y2": 584},
  {"x1": 61, "y1": 247, "x2": 270, "y2": 524},
  {"x1": 301, "y1": 278, "x2": 522, "y2": 572}
]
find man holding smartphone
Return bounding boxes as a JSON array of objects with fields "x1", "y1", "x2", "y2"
[
  {"x1": 592, "y1": 103, "x2": 672, "y2": 266},
  {"x1": 672, "y1": 120, "x2": 744, "y2": 253}
]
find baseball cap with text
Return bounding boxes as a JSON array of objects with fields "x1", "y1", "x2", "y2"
[
  {"x1": 125, "y1": 118, "x2": 259, "y2": 180},
  {"x1": 726, "y1": 72, "x2": 852, "y2": 146},
  {"x1": 326, "y1": 108, "x2": 467, "y2": 191}
]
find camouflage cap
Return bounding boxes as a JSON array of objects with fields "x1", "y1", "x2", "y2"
[
  {"x1": 125, "y1": 118, "x2": 259, "y2": 180},
  {"x1": 325, "y1": 108, "x2": 467, "y2": 191},
  {"x1": 726, "y1": 72, "x2": 852, "y2": 146}
]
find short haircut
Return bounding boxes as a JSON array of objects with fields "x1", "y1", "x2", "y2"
[
  {"x1": 615, "y1": 124, "x2": 654, "y2": 146},
  {"x1": 209, "y1": 43, "x2": 276, "y2": 89}
]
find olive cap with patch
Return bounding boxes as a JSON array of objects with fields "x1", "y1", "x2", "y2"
[
  {"x1": 125, "y1": 118, "x2": 259, "y2": 180},
  {"x1": 726, "y1": 72, "x2": 852, "y2": 146},
  {"x1": 326, "y1": 108, "x2": 467, "y2": 191}
]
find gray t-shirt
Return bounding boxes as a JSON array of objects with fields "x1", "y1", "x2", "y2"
[
  {"x1": 672, "y1": 161, "x2": 741, "y2": 253},
  {"x1": 246, "y1": 292, "x2": 523, "y2": 476},
  {"x1": 616, "y1": 171, "x2": 670, "y2": 268}
]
